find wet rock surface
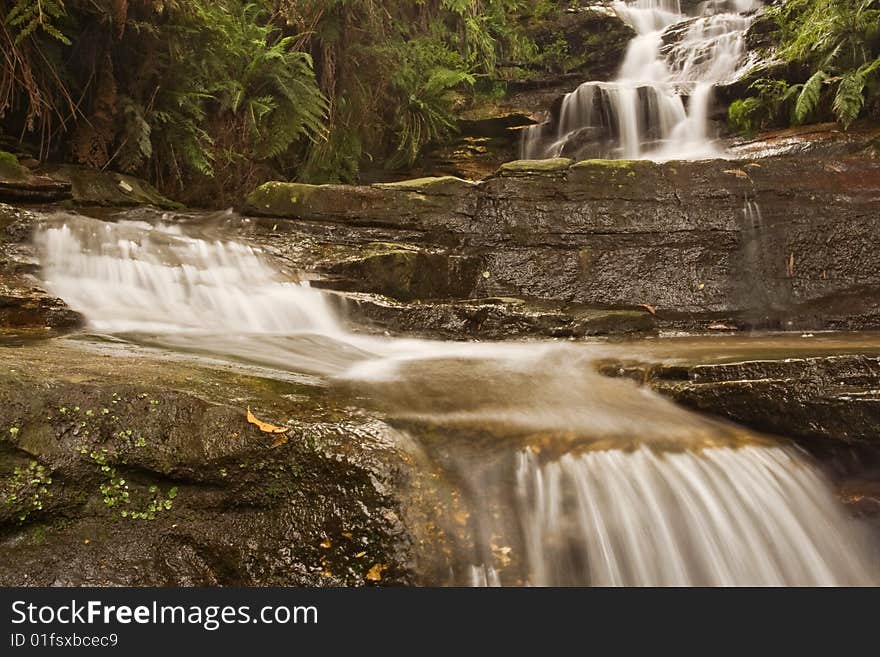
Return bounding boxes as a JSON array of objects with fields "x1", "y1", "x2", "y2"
[
  {"x1": 343, "y1": 294, "x2": 656, "y2": 340},
  {"x1": 599, "y1": 341, "x2": 880, "y2": 446},
  {"x1": 0, "y1": 155, "x2": 72, "y2": 204},
  {"x1": 41, "y1": 165, "x2": 182, "y2": 209},
  {"x1": 0, "y1": 204, "x2": 83, "y2": 332},
  {"x1": 0, "y1": 341, "x2": 416, "y2": 586},
  {"x1": 246, "y1": 142, "x2": 880, "y2": 332},
  {"x1": 649, "y1": 355, "x2": 880, "y2": 445}
]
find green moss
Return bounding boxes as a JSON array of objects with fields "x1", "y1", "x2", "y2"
[
  {"x1": 0, "y1": 151, "x2": 27, "y2": 181},
  {"x1": 499, "y1": 158, "x2": 573, "y2": 175},
  {"x1": 572, "y1": 159, "x2": 640, "y2": 169},
  {"x1": 246, "y1": 181, "x2": 321, "y2": 215},
  {"x1": 373, "y1": 176, "x2": 475, "y2": 194}
]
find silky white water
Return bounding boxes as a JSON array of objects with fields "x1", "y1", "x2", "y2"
[
  {"x1": 521, "y1": 0, "x2": 762, "y2": 161},
  {"x1": 36, "y1": 214, "x2": 879, "y2": 586}
]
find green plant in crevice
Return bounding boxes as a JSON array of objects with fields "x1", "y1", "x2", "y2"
[
  {"x1": 1, "y1": 460, "x2": 53, "y2": 523},
  {"x1": 729, "y1": 78, "x2": 800, "y2": 134},
  {"x1": 90, "y1": 449, "x2": 177, "y2": 521}
]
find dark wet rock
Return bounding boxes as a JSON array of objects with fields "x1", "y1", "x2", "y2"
[
  {"x1": 0, "y1": 153, "x2": 72, "y2": 203},
  {"x1": 726, "y1": 122, "x2": 880, "y2": 159},
  {"x1": 246, "y1": 145, "x2": 880, "y2": 332},
  {"x1": 524, "y1": 5, "x2": 635, "y2": 82},
  {"x1": 0, "y1": 343, "x2": 416, "y2": 586},
  {"x1": 603, "y1": 353, "x2": 880, "y2": 445},
  {"x1": 344, "y1": 294, "x2": 656, "y2": 340},
  {"x1": 315, "y1": 243, "x2": 481, "y2": 302},
  {"x1": 41, "y1": 164, "x2": 182, "y2": 209},
  {"x1": 0, "y1": 204, "x2": 83, "y2": 332}
]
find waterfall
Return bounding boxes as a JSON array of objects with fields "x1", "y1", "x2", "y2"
[
  {"x1": 508, "y1": 446, "x2": 873, "y2": 586},
  {"x1": 520, "y1": 0, "x2": 762, "y2": 161},
  {"x1": 37, "y1": 215, "x2": 341, "y2": 336},
  {"x1": 35, "y1": 212, "x2": 879, "y2": 586}
]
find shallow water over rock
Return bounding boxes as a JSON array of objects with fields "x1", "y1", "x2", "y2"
[{"x1": 22, "y1": 211, "x2": 880, "y2": 586}]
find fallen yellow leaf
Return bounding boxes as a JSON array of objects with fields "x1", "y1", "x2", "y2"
[
  {"x1": 365, "y1": 563, "x2": 388, "y2": 581},
  {"x1": 355, "y1": 551, "x2": 367, "y2": 558},
  {"x1": 247, "y1": 406, "x2": 289, "y2": 434},
  {"x1": 320, "y1": 539, "x2": 332, "y2": 549}
]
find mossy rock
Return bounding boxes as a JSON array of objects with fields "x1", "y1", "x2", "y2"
[
  {"x1": 498, "y1": 158, "x2": 574, "y2": 175},
  {"x1": 568, "y1": 159, "x2": 664, "y2": 188},
  {"x1": 44, "y1": 165, "x2": 182, "y2": 209},
  {"x1": 373, "y1": 176, "x2": 477, "y2": 195},
  {"x1": 0, "y1": 152, "x2": 27, "y2": 181},
  {"x1": 245, "y1": 181, "x2": 339, "y2": 218},
  {"x1": 244, "y1": 179, "x2": 477, "y2": 228}
]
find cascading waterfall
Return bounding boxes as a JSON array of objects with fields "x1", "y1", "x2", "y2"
[
  {"x1": 510, "y1": 446, "x2": 873, "y2": 586},
  {"x1": 37, "y1": 216, "x2": 341, "y2": 336},
  {"x1": 36, "y1": 213, "x2": 878, "y2": 586},
  {"x1": 520, "y1": 0, "x2": 762, "y2": 161}
]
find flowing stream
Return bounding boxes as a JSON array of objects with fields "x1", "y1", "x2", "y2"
[
  {"x1": 35, "y1": 213, "x2": 879, "y2": 586},
  {"x1": 521, "y1": 0, "x2": 762, "y2": 160}
]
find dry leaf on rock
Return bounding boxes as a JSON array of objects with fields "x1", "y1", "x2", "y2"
[
  {"x1": 365, "y1": 563, "x2": 388, "y2": 581},
  {"x1": 247, "y1": 406, "x2": 289, "y2": 434}
]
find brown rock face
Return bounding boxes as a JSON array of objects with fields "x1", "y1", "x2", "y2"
[
  {"x1": 246, "y1": 144, "x2": 880, "y2": 331},
  {"x1": 0, "y1": 204, "x2": 83, "y2": 332}
]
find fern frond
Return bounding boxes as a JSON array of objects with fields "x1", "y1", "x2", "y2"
[
  {"x1": 833, "y1": 72, "x2": 866, "y2": 129},
  {"x1": 795, "y1": 70, "x2": 826, "y2": 124}
]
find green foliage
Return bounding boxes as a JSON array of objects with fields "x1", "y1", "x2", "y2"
[
  {"x1": 385, "y1": 39, "x2": 474, "y2": 167},
  {"x1": 794, "y1": 69, "x2": 826, "y2": 123},
  {"x1": 6, "y1": 0, "x2": 70, "y2": 44},
  {"x1": 90, "y1": 449, "x2": 177, "y2": 520},
  {"x1": 0, "y1": 0, "x2": 557, "y2": 198},
  {"x1": 733, "y1": 0, "x2": 880, "y2": 133},
  {"x1": 1, "y1": 460, "x2": 53, "y2": 523},
  {"x1": 728, "y1": 78, "x2": 799, "y2": 134}
]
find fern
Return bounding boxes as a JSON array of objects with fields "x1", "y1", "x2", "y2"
[
  {"x1": 833, "y1": 72, "x2": 867, "y2": 129},
  {"x1": 771, "y1": 0, "x2": 880, "y2": 130},
  {"x1": 794, "y1": 70, "x2": 826, "y2": 124},
  {"x1": 6, "y1": 0, "x2": 71, "y2": 44}
]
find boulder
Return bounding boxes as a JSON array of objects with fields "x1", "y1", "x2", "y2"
[
  {"x1": 603, "y1": 353, "x2": 880, "y2": 446},
  {"x1": 42, "y1": 164, "x2": 182, "y2": 209},
  {"x1": 0, "y1": 152, "x2": 72, "y2": 203},
  {"x1": 0, "y1": 341, "x2": 417, "y2": 586}
]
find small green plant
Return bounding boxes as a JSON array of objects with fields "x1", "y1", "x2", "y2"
[
  {"x1": 90, "y1": 450, "x2": 177, "y2": 520},
  {"x1": 1, "y1": 460, "x2": 53, "y2": 523},
  {"x1": 729, "y1": 78, "x2": 800, "y2": 134}
]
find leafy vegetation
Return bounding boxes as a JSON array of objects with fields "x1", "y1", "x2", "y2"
[
  {"x1": 730, "y1": 0, "x2": 880, "y2": 133},
  {"x1": 0, "y1": 0, "x2": 570, "y2": 203}
]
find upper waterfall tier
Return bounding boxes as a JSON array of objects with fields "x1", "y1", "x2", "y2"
[{"x1": 521, "y1": 0, "x2": 762, "y2": 161}]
